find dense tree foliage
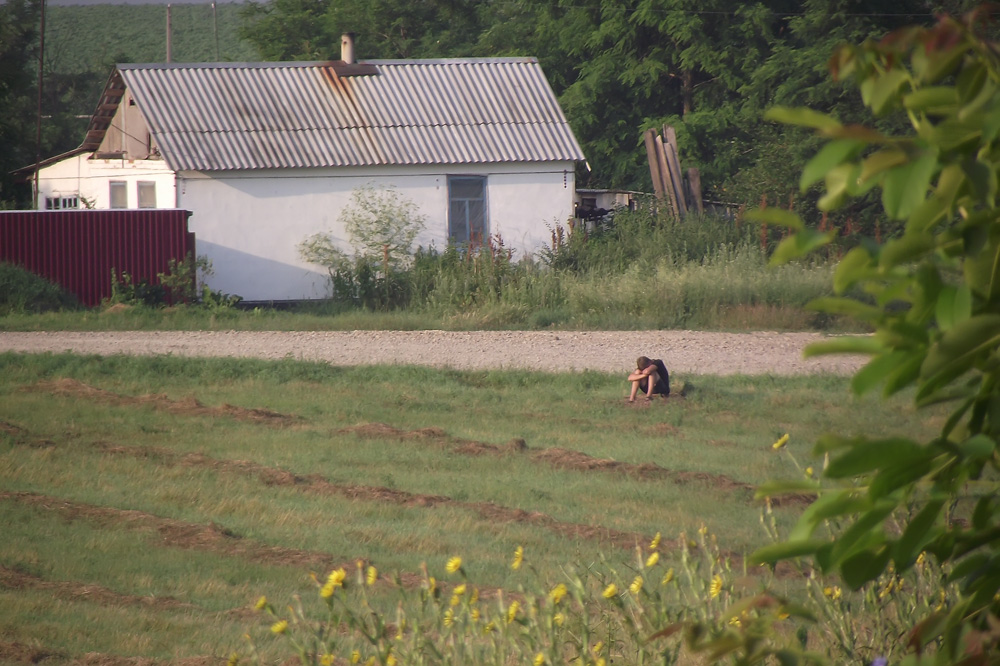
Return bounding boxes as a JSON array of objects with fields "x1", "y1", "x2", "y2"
[{"x1": 0, "y1": 0, "x2": 42, "y2": 205}]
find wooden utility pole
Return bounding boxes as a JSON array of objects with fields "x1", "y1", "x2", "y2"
[
  {"x1": 166, "y1": 4, "x2": 172, "y2": 63},
  {"x1": 33, "y1": 0, "x2": 46, "y2": 209}
]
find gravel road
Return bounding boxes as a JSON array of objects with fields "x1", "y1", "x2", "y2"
[{"x1": 0, "y1": 330, "x2": 868, "y2": 376}]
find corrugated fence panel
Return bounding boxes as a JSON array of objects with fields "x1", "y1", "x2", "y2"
[{"x1": 0, "y1": 210, "x2": 194, "y2": 307}]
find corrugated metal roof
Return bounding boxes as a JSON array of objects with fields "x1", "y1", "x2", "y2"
[{"x1": 116, "y1": 59, "x2": 586, "y2": 172}]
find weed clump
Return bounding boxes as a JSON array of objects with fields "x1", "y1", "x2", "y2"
[{"x1": 0, "y1": 262, "x2": 79, "y2": 314}]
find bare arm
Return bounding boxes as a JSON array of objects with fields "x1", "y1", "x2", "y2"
[{"x1": 627, "y1": 366, "x2": 654, "y2": 382}]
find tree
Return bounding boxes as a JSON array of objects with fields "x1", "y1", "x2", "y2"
[
  {"x1": 298, "y1": 184, "x2": 425, "y2": 309},
  {"x1": 239, "y1": 0, "x2": 486, "y2": 61},
  {"x1": 0, "y1": 0, "x2": 41, "y2": 205},
  {"x1": 752, "y1": 7, "x2": 1000, "y2": 663}
]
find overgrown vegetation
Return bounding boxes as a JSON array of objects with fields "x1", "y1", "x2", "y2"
[
  {"x1": 0, "y1": 261, "x2": 78, "y2": 314},
  {"x1": 319, "y1": 205, "x2": 859, "y2": 331}
]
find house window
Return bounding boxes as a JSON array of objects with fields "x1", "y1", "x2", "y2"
[
  {"x1": 44, "y1": 195, "x2": 79, "y2": 210},
  {"x1": 110, "y1": 181, "x2": 127, "y2": 208},
  {"x1": 448, "y1": 176, "x2": 487, "y2": 245},
  {"x1": 137, "y1": 181, "x2": 156, "y2": 208}
]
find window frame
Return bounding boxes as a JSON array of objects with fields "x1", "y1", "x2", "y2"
[
  {"x1": 137, "y1": 181, "x2": 157, "y2": 209},
  {"x1": 109, "y1": 180, "x2": 128, "y2": 209},
  {"x1": 44, "y1": 195, "x2": 80, "y2": 210},
  {"x1": 447, "y1": 175, "x2": 488, "y2": 246}
]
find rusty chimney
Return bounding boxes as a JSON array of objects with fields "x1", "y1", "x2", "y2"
[{"x1": 341, "y1": 33, "x2": 356, "y2": 65}]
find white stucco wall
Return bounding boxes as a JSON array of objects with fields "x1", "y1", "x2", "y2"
[
  {"x1": 178, "y1": 162, "x2": 577, "y2": 302},
  {"x1": 36, "y1": 154, "x2": 176, "y2": 210}
]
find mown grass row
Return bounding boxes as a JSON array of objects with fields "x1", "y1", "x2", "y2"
[{"x1": 0, "y1": 352, "x2": 946, "y2": 663}]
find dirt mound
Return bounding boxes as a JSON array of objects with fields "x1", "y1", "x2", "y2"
[
  {"x1": 342, "y1": 422, "x2": 790, "y2": 503},
  {"x1": 0, "y1": 491, "x2": 339, "y2": 570},
  {"x1": 28, "y1": 378, "x2": 298, "y2": 426},
  {"x1": 0, "y1": 640, "x2": 62, "y2": 665},
  {"x1": 0, "y1": 565, "x2": 195, "y2": 611},
  {"x1": 0, "y1": 420, "x2": 24, "y2": 435}
]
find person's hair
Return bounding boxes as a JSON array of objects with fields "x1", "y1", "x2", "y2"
[{"x1": 637, "y1": 356, "x2": 651, "y2": 370}]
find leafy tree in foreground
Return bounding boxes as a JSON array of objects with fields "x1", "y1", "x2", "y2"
[{"x1": 751, "y1": 6, "x2": 1000, "y2": 664}]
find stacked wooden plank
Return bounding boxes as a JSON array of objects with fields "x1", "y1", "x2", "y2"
[{"x1": 643, "y1": 125, "x2": 704, "y2": 218}]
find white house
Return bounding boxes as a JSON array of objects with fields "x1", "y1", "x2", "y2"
[{"x1": 28, "y1": 36, "x2": 586, "y2": 301}]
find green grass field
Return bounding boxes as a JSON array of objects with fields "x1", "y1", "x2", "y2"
[{"x1": 0, "y1": 351, "x2": 945, "y2": 663}]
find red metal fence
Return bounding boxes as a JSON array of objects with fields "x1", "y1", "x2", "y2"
[{"x1": 0, "y1": 209, "x2": 195, "y2": 307}]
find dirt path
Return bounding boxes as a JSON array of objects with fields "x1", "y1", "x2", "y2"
[{"x1": 0, "y1": 330, "x2": 867, "y2": 375}]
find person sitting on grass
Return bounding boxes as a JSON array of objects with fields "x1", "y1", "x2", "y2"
[{"x1": 628, "y1": 356, "x2": 670, "y2": 402}]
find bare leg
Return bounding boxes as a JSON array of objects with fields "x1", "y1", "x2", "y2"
[
  {"x1": 629, "y1": 380, "x2": 641, "y2": 402},
  {"x1": 645, "y1": 370, "x2": 659, "y2": 398}
]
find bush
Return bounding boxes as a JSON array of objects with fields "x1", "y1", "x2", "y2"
[{"x1": 0, "y1": 262, "x2": 79, "y2": 314}]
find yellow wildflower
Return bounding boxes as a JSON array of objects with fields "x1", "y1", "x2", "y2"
[
  {"x1": 596, "y1": 659, "x2": 606, "y2": 666},
  {"x1": 320, "y1": 580, "x2": 337, "y2": 599},
  {"x1": 507, "y1": 600, "x2": 520, "y2": 624},
  {"x1": 645, "y1": 552, "x2": 660, "y2": 568},
  {"x1": 470, "y1": 587, "x2": 479, "y2": 603},
  {"x1": 453, "y1": 583, "x2": 467, "y2": 597},
  {"x1": 351, "y1": 650, "x2": 361, "y2": 664},
  {"x1": 592, "y1": 641, "x2": 603, "y2": 655},
  {"x1": 443, "y1": 608, "x2": 454, "y2": 626},
  {"x1": 471, "y1": 608, "x2": 480, "y2": 622},
  {"x1": 450, "y1": 594, "x2": 461, "y2": 607},
  {"x1": 327, "y1": 568, "x2": 347, "y2": 587},
  {"x1": 270, "y1": 620, "x2": 288, "y2": 634},
  {"x1": 602, "y1": 583, "x2": 618, "y2": 599},
  {"x1": 227, "y1": 653, "x2": 240, "y2": 666},
  {"x1": 446, "y1": 556, "x2": 463, "y2": 573},
  {"x1": 553, "y1": 612, "x2": 565, "y2": 626},
  {"x1": 365, "y1": 658, "x2": 375, "y2": 666},
  {"x1": 729, "y1": 616, "x2": 741, "y2": 627},
  {"x1": 511, "y1": 545, "x2": 524, "y2": 570},
  {"x1": 254, "y1": 596, "x2": 268, "y2": 610},
  {"x1": 823, "y1": 586, "x2": 842, "y2": 600},
  {"x1": 649, "y1": 532, "x2": 661, "y2": 550},
  {"x1": 805, "y1": 466, "x2": 814, "y2": 478},
  {"x1": 698, "y1": 524, "x2": 708, "y2": 536},
  {"x1": 321, "y1": 654, "x2": 334, "y2": 666},
  {"x1": 550, "y1": 583, "x2": 568, "y2": 604},
  {"x1": 534, "y1": 653, "x2": 546, "y2": 666},
  {"x1": 772, "y1": 433, "x2": 790, "y2": 450},
  {"x1": 916, "y1": 552, "x2": 926, "y2": 566},
  {"x1": 662, "y1": 568, "x2": 674, "y2": 585},
  {"x1": 366, "y1": 566, "x2": 378, "y2": 586},
  {"x1": 709, "y1": 575, "x2": 723, "y2": 599},
  {"x1": 427, "y1": 576, "x2": 437, "y2": 593},
  {"x1": 484, "y1": 621, "x2": 496, "y2": 633},
  {"x1": 778, "y1": 612, "x2": 790, "y2": 620},
  {"x1": 386, "y1": 652, "x2": 397, "y2": 666},
  {"x1": 630, "y1": 576, "x2": 644, "y2": 595}
]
